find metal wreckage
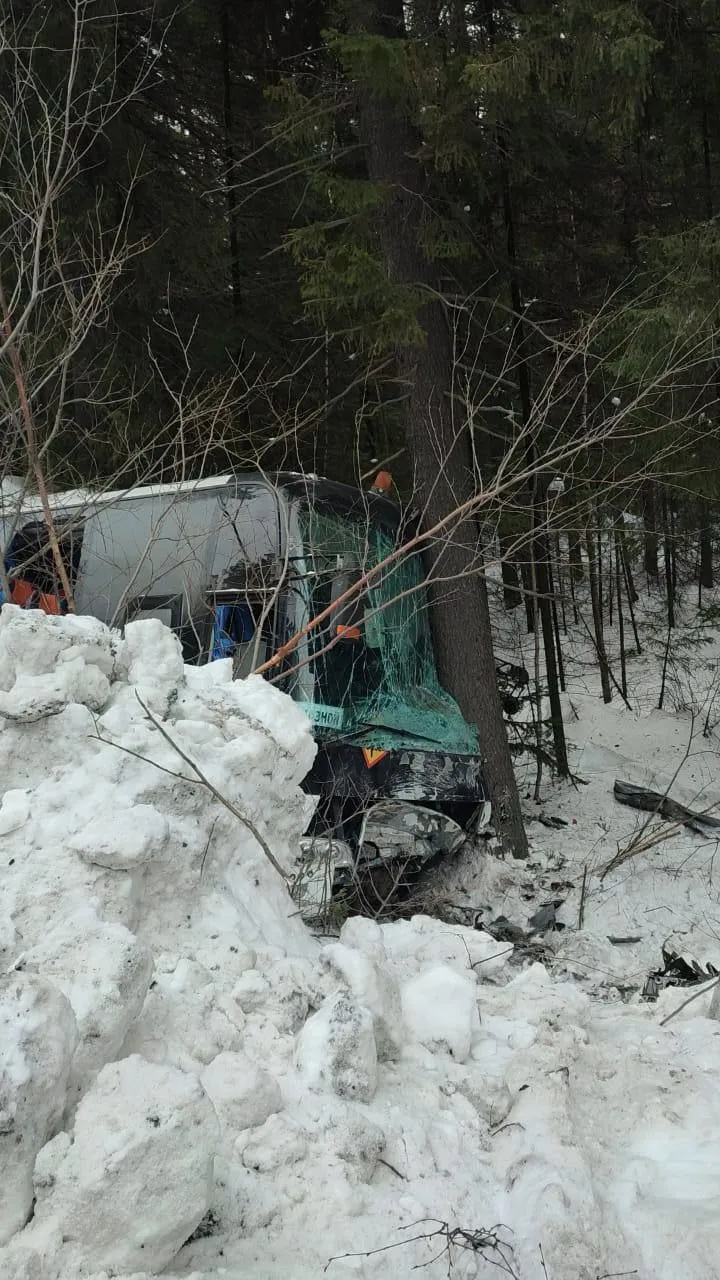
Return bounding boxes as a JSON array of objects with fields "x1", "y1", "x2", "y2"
[{"x1": 0, "y1": 469, "x2": 530, "y2": 916}]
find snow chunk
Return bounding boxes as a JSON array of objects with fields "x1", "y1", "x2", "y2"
[
  {"x1": 123, "y1": 617, "x2": 185, "y2": 687},
  {"x1": 0, "y1": 608, "x2": 113, "y2": 719},
  {"x1": 201, "y1": 1051, "x2": 283, "y2": 1134},
  {"x1": 22, "y1": 913, "x2": 153, "y2": 1097},
  {"x1": 416, "y1": 926, "x2": 512, "y2": 977},
  {"x1": 227, "y1": 672, "x2": 315, "y2": 765},
  {"x1": 295, "y1": 991, "x2": 378, "y2": 1102},
  {"x1": 232, "y1": 969, "x2": 270, "y2": 1013},
  {"x1": 0, "y1": 973, "x2": 77, "y2": 1244},
  {"x1": 401, "y1": 964, "x2": 480, "y2": 1062},
  {"x1": 0, "y1": 607, "x2": 115, "y2": 683},
  {"x1": 0, "y1": 662, "x2": 109, "y2": 722},
  {"x1": 321, "y1": 1104, "x2": 386, "y2": 1182},
  {"x1": 339, "y1": 914, "x2": 386, "y2": 960},
  {"x1": 240, "y1": 1112, "x2": 307, "y2": 1173},
  {"x1": 124, "y1": 957, "x2": 243, "y2": 1072},
  {"x1": 68, "y1": 804, "x2": 169, "y2": 870},
  {"x1": 0, "y1": 789, "x2": 30, "y2": 835},
  {"x1": 33, "y1": 1054, "x2": 219, "y2": 1275},
  {"x1": 320, "y1": 942, "x2": 405, "y2": 1059}
]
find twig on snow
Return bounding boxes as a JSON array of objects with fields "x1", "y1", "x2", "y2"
[
  {"x1": 578, "y1": 864, "x2": 588, "y2": 930},
  {"x1": 324, "y1": 1219, "x2": 518, "y2": 1276},
  {"x1": 200, "y1": 817, "x2": 219, "y2": 879},
  {"x1": 659, "y1": 974, "x2": 720, "y2": 1027}
]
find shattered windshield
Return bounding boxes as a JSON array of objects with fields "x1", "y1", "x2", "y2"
[{"x1": 288, "y1": 500, "x2": 478, "y2": 753}]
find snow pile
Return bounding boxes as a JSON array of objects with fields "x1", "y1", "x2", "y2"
[
  {"x1": 4, "y1": 607, "x2": 720, "y2": 1280},
  {"x1": 0, "y1": 606, "x2": 315, "y2": 1275}
]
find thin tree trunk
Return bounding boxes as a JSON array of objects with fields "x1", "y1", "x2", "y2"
[
  {"x1": 554, "y1": 531, "x2": 567, "y2": 634},
  {"x1": 568, "y1": 528, "x2": 584, "y2": 581},
  {"x1": 531, "y1": 544, "x2": 543, "y2": 803},
  {"x1": 533, "y1": 525, "x2": 569, "y2": 773},
  {"x1": 700, "y1": 500, "x2": 713, "y2": 590},
  {"x1": 519, "y1": 555, "x2": 536, "y2": 632},
  {"x1": 621, "y1": 544, "x2": 642, "y2": 655},
  {"x1": 350, "y1": 0, "x2": 528, "y2": 856},
  {"x1": 568, "y1": 553, "x2": 579, "y2": 625},
  {"x1": 597, "y1": 526, "x2": 603, "y2": 622},
  {"x1": 661, "y1": 489, "x2": 675, "y2": 629},
  {"x1": 615, "y1": 534, "x2": 627, "y2": 702},
  {"x1": 702, "y1": 105, "x2": 714, "y2": 221},
  {"x1": 642, "y1": 480, "x2": 659, "y2": 580},
  {"x1": 618, "y1": 528, "x2": 639, "y2": 603},
  {"x1": 666, "y1": 501, "x2": 671, "y2": 596},
  {"x1": 547, "y1": 550, "x2": 566, "y2": 691},
  {"x1": 499, "y1": 533, "x2": 522, "y2": 610},
  {"x1": 607, "y1": 536, "x2": 613, "y2": 628},
  {"x1": 586, "y1": 525, "x2": 612, "y2": 703},
  {"x1": 220, "y1": 0, "x2": 241, "y2": 312}
]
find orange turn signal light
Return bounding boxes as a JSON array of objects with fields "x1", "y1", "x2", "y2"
[{"x1": 369, "y1": 470, "x2": 393, "y2": 494}]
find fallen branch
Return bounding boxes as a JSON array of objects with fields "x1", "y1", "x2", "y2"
[
  {"x1": 613, "y1": 779, "x2": 720, "y2": 834},
  {"x1": 659, "y1": 974, "x2": 720, "y2": 1027},
  {"x1": 324, "y1": 1219, "x2": 518, "y2": 1276}
]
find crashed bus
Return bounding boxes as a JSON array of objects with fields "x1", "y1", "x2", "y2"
[{"x1": 0, "y1": 472, "x2": 492, "y2": 907}]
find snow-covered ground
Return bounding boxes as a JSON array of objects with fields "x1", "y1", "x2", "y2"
[{"x1": 3, "y1": 589, "x2": 720, "y2": 1280}]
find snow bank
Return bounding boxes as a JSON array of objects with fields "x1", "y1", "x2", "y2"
[
  {"x1": 5, "y1": 607, "x2": 720, "y2": 1280},
  {"x1": 0, "y1": 608, "x2": 317, "y2": 1276}
]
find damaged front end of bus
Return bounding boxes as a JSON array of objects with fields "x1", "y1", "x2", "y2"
[{"x1": 274, "y1": 476, "x2": 491, "y2": 918}]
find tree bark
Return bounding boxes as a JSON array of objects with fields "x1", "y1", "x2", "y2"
[
  {"x1": 699, "y1": 499, "x2": 713, "y2": 590},
  {"x1": 661, "y1": 489, "x2": 675, "y2": 629},
  {"x1": 642, "y1": 480, "x2": 659, "y2": 579},
  {"x1": 499, "y1": 533, "x2": 522, "y2": 610},
  {"x1": 586, "y1": 524, "x2": 612, "y2": 704},
  {"x1": 534, "y1": 523, "x2": 569, "y2": 772},
  {"x1": 220, "y1": 0, "x2": 241, "y2": 313},
  {"x1": 346, "y1": 0, "x2": 528, "y2": 857}
]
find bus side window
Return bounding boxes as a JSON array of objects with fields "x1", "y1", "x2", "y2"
[
  {"x1": 209, "y1": 596, "x2": 270, "y2": 677},
  {"x1": 3, "y1": 518, "x2": 82, "y2": 615}
]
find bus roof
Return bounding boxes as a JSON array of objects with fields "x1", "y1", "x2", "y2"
[{"x1": 0, "y1": 470, "x2": 401, "y2": 527}]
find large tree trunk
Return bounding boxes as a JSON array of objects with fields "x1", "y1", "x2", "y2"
[{"x1": 347, "y1": 0, "x2": 527, "y2": 857}]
